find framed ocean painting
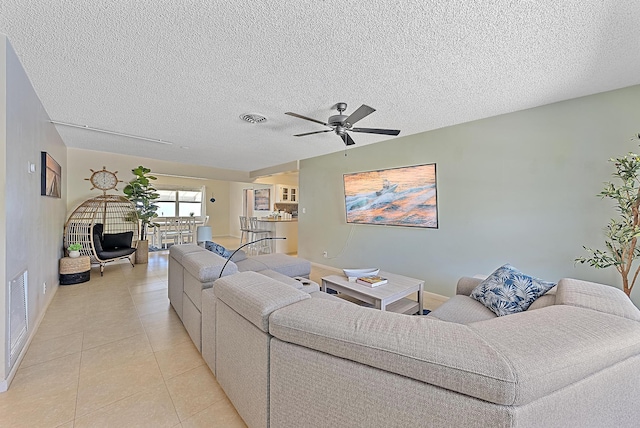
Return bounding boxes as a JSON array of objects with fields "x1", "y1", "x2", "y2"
[{"x1": 343, "y1": 163, "x2": 438, "y2": 228}]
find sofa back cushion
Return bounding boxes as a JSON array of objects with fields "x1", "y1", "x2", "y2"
[
  {"x1": 270, "y1": 297, "x2": 640, "y2": 407},
  {"x1": 214, "y1": 271, "x2": 309, "y2": 332},
  {"x1": 169, "y1": 244, "x2": 207, "y2": 263},
  {"x1": 181, "y1": 250, "x2": 237, "y2": 282},
  {"x1": 556, "y1": 278, "x2": 640, "y2": 321},
  {"x1": 270, "y1": 298, "x2": 519, "y2": 405}
]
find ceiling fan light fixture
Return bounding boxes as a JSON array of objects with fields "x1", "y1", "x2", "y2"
[{"x1": 239, "y1": 113, "x2": 267, "y2": 124}]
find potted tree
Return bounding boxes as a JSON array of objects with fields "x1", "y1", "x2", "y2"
[
  {"x1": 123, "y1": 166, "x2": 160, "y2": 264},
  {"x1": 576, "y1": 138, "x2": 640, "y2": 298}
]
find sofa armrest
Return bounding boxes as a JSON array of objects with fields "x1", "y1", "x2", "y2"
[
  {"x1": 456, "y1": 276, "x2": 483, "y2": 296},
  {"x1": 556, "y1": 278, "x2": 640, "y2": 321}
]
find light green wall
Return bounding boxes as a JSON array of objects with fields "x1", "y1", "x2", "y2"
[{"x1": 299, "y1": 85, "x2": 640, "y2": 306}]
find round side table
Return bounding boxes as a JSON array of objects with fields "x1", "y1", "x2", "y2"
[{"x1": 59, "y1": 256, "x2": 91, "y2": 285}]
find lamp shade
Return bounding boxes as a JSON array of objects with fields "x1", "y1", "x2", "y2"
[{"x1": 197, "y1": 226, "x2": 212, "y2": 243}]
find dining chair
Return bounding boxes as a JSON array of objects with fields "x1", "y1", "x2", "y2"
[
  {"x1": 179, "y1": 217, "x2": 196, "y2": 244},
  {"x1": 248, "y1": 216, "x2": 271, "y2": 255},
  {"x1": 239, "y1": 216, "x2": 252, "y2": 244},
  {"x1": 160, "y1": 218, "x2": 182, "y2": 249}
]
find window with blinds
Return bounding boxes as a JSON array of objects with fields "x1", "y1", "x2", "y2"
[{"x1": 156, "y1": 188, "x2": 204, "y2": 218}]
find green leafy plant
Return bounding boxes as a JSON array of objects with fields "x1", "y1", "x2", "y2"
[
  {"x1": 68, "y1": 243, "x2": 82, "y2": 251},
  {"x1": 123, "y1": 166, "x2": 160, "y2": 241},
  {"x1": 576, "y1": 139, "x2": 640, "y2": 298}
]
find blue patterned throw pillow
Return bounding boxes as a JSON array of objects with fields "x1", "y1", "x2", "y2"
[
  {"x1": 470, "y1": 264, "x2": 556, "y2": 317},
  {"x1": 205, "y1": 241, "x2": 232, "y2": 258}
]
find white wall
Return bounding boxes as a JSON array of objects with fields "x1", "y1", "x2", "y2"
[
  {"x1": 66, "y1": 148, "x2": 285, "y2": 241},
  {"x1": 1, "y1": 36, "x2": 67, "y2": 384},
  {"x1": 66, "y1": 148, "x2": 233, "y2": 237},
  {"x1": 299, "y1": 85, "x2": 640, "y2": 306}
]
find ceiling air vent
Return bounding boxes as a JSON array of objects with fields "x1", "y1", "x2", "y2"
[{"x1": 239, "y1": 113, "x2": 267, "y2": 124}]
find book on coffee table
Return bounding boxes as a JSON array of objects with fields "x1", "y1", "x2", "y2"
[{"x1": 357, "y1": 275, "x2": 388, "y2": 287}]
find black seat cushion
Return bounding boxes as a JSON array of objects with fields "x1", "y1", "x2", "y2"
[
  {"x1": 103, "y1": 231, "x2": 134, "y2": 250},
  {"x1": 97, "y1": 247, "x2": 136, "y2": 259}
]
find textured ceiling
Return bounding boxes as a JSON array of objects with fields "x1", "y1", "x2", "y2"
[{"x1": 2, "y1": 1, "x2": 640, "y2": 173}]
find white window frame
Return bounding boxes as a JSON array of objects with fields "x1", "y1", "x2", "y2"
[{"x1": 156, "y1": 185, "x2": 206, "y2": 219}]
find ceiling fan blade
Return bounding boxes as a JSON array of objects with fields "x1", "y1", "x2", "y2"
[
  {"x1": 293, "y1": 129, "x2": 333, "y2": 137},
  {"x1": 350, "y1": 127, "x2": 401, "y2": 136},
  {"x1": 285, "y1": 112, "x2": 328, "y2": 126},
  {"x1": 341, "y1": 133, "x2": 356, "y2": 146},
  {"x1": 344, "y1": 104, "x2": 376, "y2": 126}
]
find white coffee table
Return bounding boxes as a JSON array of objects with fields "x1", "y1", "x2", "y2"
[{"x1": 321, "y1": 271, "x2": 424, "y2": 314}]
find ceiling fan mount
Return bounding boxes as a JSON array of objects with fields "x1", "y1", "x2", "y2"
[{"x1": 285, "y1": 102, "x2": 400, "y2": 146}]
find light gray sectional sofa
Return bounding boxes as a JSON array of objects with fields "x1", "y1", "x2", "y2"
[
  {"x1": 168, "y1": 244, "x2": 312, "y2": 351},
  {"x1": 207, "y1": 272, "x2": 640, "y2": 428}
]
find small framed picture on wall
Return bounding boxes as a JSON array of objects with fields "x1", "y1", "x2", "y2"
[
  {"x1": 41, "y1": 151, "x2": 61, "y2": 198},
  {"x1": 254, "y1": 188, "x2": 270, "y2": 211}
]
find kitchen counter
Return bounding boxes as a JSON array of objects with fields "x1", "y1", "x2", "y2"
[{"x1": 255, "y1": 218, "x2": 298, "y2": 253}]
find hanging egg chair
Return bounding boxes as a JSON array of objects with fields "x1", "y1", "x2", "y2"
[{"x1": 64, "y1": 195, "x2": 139, "y2": 275}]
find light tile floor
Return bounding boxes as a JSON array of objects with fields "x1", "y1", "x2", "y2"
[
  {"x1": 1, "y1": 237, "x2": 444, "y2": 427},
  {"x1": 0, "y1": 246, "x2": 246, "y2": 428}
]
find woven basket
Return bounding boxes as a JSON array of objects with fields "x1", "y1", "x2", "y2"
[{"x1": 60, "y1": 256, "x2": 91, "y2": 274}]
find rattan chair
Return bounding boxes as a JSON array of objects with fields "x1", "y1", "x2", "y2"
[{"x1": 64, "y1": 195, "x2": 139, "y2": 275}]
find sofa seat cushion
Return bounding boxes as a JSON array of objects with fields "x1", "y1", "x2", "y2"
[
  {"x1": 236, "y1": 254, "x2": 311, "y2": 277},
  {"x1": 309, "y1": 290, "x2": 349, "y2": 302},
  {"x1": 470, "y1": 264, "x2": 556, "y2": 316},
  {"x1": 527, "y1": 286, "x2": 556, "y2": 310},
  {"x1": 428, "y1": 295, "x2": 496, "y2": 323},
  {"x1": 259, "y1": 269, "x2": 306, "y2": 289}
]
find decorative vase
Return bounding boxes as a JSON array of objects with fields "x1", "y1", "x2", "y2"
[{"x1": 69, "y1": 250, "x2": 80, "y2": 258}]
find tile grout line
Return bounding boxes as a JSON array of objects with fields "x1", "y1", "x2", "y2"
[{"x1": 128, "y1": 268, "x2": 183, "y2": 425}]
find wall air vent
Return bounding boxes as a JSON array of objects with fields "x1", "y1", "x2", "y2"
[{"x1": 9, "y1": 270, "x2": 28, "y2": 370}]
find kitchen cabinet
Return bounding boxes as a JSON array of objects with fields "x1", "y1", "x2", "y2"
[{"x1": 275, "y1": 185, "x2": 298, "y2": 203}]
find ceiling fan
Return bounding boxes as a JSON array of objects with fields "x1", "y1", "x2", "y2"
[{"x1": 285, "y1": 102, "x2": 400, "y2": 146}]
